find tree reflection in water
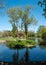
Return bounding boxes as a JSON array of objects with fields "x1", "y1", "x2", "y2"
[
  {"x1": 0, "y1": 47, "x2": 46, "y2": 65},
  {"x1": 20, "y1": 48, "x2": 29, "y2": 63},
  {"x1": 39, "y1": 45, "x2": 46, "y2": 49},
  {"x1": 13, "y1": 49, "x2": 19, "y2": 64},
  {"x1": 25, "y1": 48, "x2": 29, "y2": 62},
  {"x1": 12, "y1": 47, "x2": 29, "y2": 63}
]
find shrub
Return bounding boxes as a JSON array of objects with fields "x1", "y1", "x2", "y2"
[
  {"x1": 28, "y1": 32, "x2": 35, "y2": 37},
  {"x1": 42, "y1": 32, "x2": 46, "y2": 40},
  {"x1": 6, "y1": 39, "x2": 36, "y2": 48},
  {"x1": 26, "y1": 40, "x2": 36, "y2": 45}
]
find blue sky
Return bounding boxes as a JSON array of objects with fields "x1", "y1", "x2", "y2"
[{"x1": 0, "y1": 0, "x2": 46, "y2": 32}]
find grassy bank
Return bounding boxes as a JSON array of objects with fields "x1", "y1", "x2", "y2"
[
  {"x1": 6, "y1": 39, "x2": 36, "y2": 48},
  {"x1": 0, "y1": 37, "x2": 16, "y2": 41},
  {"x1": 0, "y1": 37, "x2": 36, "y2": 48}
]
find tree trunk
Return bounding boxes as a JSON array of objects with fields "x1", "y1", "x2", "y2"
[
  {"x1": 25, "y1": 47, "x2": 29, "y2": 62},
  {"x1": 24, "y1": 22, "x2": 28, "y2": 39}
]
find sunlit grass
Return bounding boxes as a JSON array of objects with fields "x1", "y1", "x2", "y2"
[{"x1": 0, "y1": 37, "x2": 16, "y2": 41}]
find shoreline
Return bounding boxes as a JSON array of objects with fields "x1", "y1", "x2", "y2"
[
  {"x1": 25, "y1": 44, "x2": 37, "y2": 48},
  {"x1": 0, "y1": 39, "x2": 37, "y2": 48},
  {"x1": 0, "y1": 40, "x2": 6, "y2": 43}
]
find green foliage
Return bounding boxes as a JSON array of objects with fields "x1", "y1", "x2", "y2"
[
  {"x1": 26, "y1": 40, "x2": 36, "y2": 45},
  {"x1": 37, "y1": 33, "x2": 41, "y2": 38},
  {"x1": 37, "y1": 25, "x2": 45, "y2": 33},
  {"x1": 37, "y1": 26, "x2": 46, "y2": 45},
  {"x1": 38, "y1": 0, "x2": 46, "y2": 18},
  {"x1": 28, "y1": 31, "x2": 35, "y2": 37},
  {"x1": 37, "y1": 25, "x2": 46, "y2": 37},
  {"x1": 0, "y1": 37, "x2": 16, "y2": 41},
  {"x1": 41, "y1": 28, "x2": 46, "y2": 40},
  {"x1": 7, "y1": 8, "x2": 19, "y2": 37},
  {"x1": 0, "y1": 30, "x2": 12, "y2": 37},
  {"x1": 12, "y1": 24, "x2": 18, "y2": 37},
  {"x1": 39, "y1": 27, "x2": 46, "y2": 45},
  {"x1": 7, "y1": 5, "x2": 37, "y2": 38},
  {"x1": 7, "y1": 40, "x2": 25, "y2": 48},
  {"x1": 6, "y1": 39, "x2": 36, "y2": 48},
  {"x1": 18, "y1": 5, "x2": 37, "y2": 38}
]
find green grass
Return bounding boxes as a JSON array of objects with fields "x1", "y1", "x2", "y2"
[{"x1": 0, "y1": 37, "x2": 16, "y2": 41}]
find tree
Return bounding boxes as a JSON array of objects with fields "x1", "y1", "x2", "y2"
[
  {"x1": 7, "y1": 8, "x2": 19, "y2": 37},
  {"x1": 0, "y1": 31, "x2": 3, "y2": 38},
  {"x1": 37, "y1": 25, "x2": 45, "y2": 33},
  {"x1": 7, "y1": 6, "x2": 37, "y2": 38},
  {"x1": 40, "y1": 27, "x2": 46, "y2": 45},
  {"x1": 12, "y1": 23, "x2": 18, "y2": 37},
  {"x1": 2, "y1": 30, "x2": 12, "y2": 37},
  {"x1": 37, "y1": 25, "x2": 46, "y2": 37},
  {"x1": 41, "y1": 27, "x2": 46, "y2": 40},
  {"x1": 18, "y1": 5, "x2": 37, "y2": 39},
  {"x1": 38, "y1": 0, "x2": 46, "y2": 18}
]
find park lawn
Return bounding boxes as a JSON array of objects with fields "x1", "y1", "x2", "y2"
[{"x1": 0, "y1": 37, "x2": 16, "y2": 41}]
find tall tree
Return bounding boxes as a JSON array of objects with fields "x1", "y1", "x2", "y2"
[
  {"x1": 38, "y1": 0, "x2": 46, "y2": 18},
  {"x1": 7, "y1": 8, "x2": 19, "y2": 37},
  {"x1": 7, "y1": 6, "x2": 37, "y2": 38},
  {"x1": 18, "y1": 5, "x2": 37, "y2": 39}
]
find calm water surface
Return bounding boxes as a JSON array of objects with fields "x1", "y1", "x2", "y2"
[{"x1": 0, "y1": 44, "x2": 46, "y2": 62}]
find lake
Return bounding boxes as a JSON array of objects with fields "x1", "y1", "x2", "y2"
[{"x1": 0, "y1": 43, "x2": 46, "y2": 63}]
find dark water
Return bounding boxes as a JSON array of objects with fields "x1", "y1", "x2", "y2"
[{"x1": 0, "y1": 43, "x2": 46, "y2": 62}]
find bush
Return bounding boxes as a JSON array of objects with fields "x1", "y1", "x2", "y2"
[
  {"x1": 6, "y1": 39, "x2": 36, "y2": 48},
  {"x1": 41, "y1": 28, "x2": 46, "y2": 45},
  {"x1": 42, "y1": 32, "x2": 46, "y2": 40},
  {"x1": 26, "y1": 40, "x2": 36, "y2": 45},
  {"x1": 28, "y1": 32, "x2": 35, "y2": 37}
]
